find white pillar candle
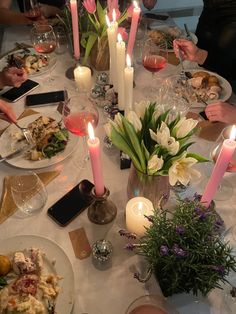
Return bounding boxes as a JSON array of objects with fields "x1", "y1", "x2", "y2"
[
  {"x1": 74, "y1": 66, "x2": 92, "y2": 93},
  {"x1": 106, "y1": 11, "x2": 118, "y2": 92},
  {"x1": 126, "y1": 197, "x2": 154, "y2": 237},
  {"x1": 116, "y1": 33, "x2": 126, "y2": 110},
  {"x1": 124, "y1": 54, "x2": 134, "y2": 114}
]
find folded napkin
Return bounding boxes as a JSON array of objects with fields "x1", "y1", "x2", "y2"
[
  {"x1": 187, "y1": 111, "x2": 227, "y2": 142},
  {"x1": 0, "y1": 170, "x2": 60, "y2": 224}
]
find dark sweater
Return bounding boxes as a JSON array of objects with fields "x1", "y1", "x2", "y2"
[{"x1": 17, "y1": 0, "x2": 65, "y2": 11}]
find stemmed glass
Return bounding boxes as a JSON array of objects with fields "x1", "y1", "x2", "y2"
[
  {"x1": 23, "y1": 0, "x2": 41, "y2": 21},
  {"x1": 142, "y1": 0, "x2": 158, "y2": 10},
  {"x1": 31, "y1": 24, "x2": 57, "y2": 82},
  {"x1": 62, "y1": 95, "x2": 99, "y2": 168},
  {"x1": 142, "y1": 39, "x2": 168, "y2": 95}
]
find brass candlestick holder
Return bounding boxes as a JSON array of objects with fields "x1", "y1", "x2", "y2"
[{"x1": 87, "y1": 187, "x2": 117, "y2": 224}]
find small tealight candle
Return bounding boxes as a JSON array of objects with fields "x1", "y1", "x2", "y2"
[
  {"x1": 74, "y1": 65, "x2": 92, "y2": 93},
  {"x1": 126, "y1": 197, "x2": 154, "y2": 237}
]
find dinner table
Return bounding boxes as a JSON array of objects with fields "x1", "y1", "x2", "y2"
[{"x1": 0, "y1": 24, "x2": 236, "y2": 314}]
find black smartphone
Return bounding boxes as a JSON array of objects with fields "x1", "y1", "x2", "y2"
[
  {"x1": 199, "y1": 111, "x2": 209, "y2": 120},
  {"x1": 1, "y1": 79, "x2": 39, "y2": 102},
  {"x1": 47, "y1": 180, "x2": 94, "y2": 227},
  {"x1": 143, "y1": 13, "x2": 169, "y2": 21},
  {"x1": 25, "y1": 90, "x2": 68, "y2": 107}
]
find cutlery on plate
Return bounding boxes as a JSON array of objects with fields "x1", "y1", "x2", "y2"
[
  {"x1": 184, "y1": 23, "x2": 192, "y2": 41},
  {"x1": 0, "y1": 113, "x2": 35, "y2": 145},
  {"x1": 0, "y1": 145, "x2": 34, "y2": 162}
]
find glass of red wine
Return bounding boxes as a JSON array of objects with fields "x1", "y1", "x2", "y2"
[
  {"x1": 23, "y1": 0, "x2": 42, "y2": 22},
  {"x1": 142, "y1": 0, "x2": 158, "y2": 10},
  {"x1": 31, "y1": 24, "x2": 57, "y2": 82},
  {"x1": 142, "y1": 39, "x2": 168, "y2": 96},
  {"x1": 62, "y1": 95, "x2": 99, "y2": 167}
]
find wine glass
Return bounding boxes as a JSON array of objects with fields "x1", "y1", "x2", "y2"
[
  {"x1": 31, "y1": 24, "x2": 57, "y2": 82},
  {"x1": 142, "y1": 0, "x2": 158, "y2": 10},
  {"x1": 23, "y1": 0, "x2": 42, "y2": 22},
  {"x1": 62, "y1": 95, "x2": 99, "y2": 168},
  {"x1": 142, "y1": 39, "x2": 168, "y2": 95},
  {"x1": 10, "y1": 171, "x2": 48, "y2": 217}
]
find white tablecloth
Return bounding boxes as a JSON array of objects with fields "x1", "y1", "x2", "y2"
[{"x1": 0, "y1": 26, "x2": 235, "y2": 314}]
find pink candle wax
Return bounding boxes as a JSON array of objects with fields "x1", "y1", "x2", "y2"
[
  {"x1": 87, "y1": 123, "x2": 105, "y2": 196},
  {"x1": 127, "y1": 1, "x2": 141, "y2": 57},
  {"x1": 201, "y1": 135, "x2": 236, "y2": 207},
  {"x1": 70, "y1": 0, "x2": 80, "y2": 60}
]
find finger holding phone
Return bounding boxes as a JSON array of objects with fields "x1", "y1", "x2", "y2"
[
  {"x1": 0, "y1": 67, "x2": 28, "y2": 89},
  {"x1": 0, "y1": 99, "x2": 17, "y2": 123}
]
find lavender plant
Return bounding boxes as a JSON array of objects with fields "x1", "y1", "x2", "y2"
[{"x1": 120, "y1": 196, "x2": 236, "y2": 297}]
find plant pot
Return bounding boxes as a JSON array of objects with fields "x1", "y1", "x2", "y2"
[
  {"x1": 90, "y1": 36, "x2": 110, "y2": 71},
  {"x1": 127, "y1": 164, "x2": 170, "y2": 209}
]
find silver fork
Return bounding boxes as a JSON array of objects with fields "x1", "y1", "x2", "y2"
[{"x1": 0, "y1": 113, "x2": 35, "y2": 145}]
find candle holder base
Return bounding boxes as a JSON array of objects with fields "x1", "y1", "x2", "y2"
[
  {"x1": 87, "y1": 187, "x2": 117, "y2": 224},
  {"x1": 65, "y1": 65, "x2": 76, "y2": 80}
]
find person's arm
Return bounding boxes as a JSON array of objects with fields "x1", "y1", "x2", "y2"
[
  {"x1": 0, "y1": 0, "x2": 33, "y2": 25},
  {"x1": 205, "y1": 102, "x2": 236, "y2": 124},
  {"x1": 0, "y1": 100, "x2": 16, "y2": 123}
]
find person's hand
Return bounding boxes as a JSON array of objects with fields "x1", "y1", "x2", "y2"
[
  {"x1": 0, "y1": 100, "x2": 16, "y2": 123},
  {"x1": 0, "y1": 67, "x2": 28, "y2": 88},
  {"x1": 39, "y1": 4, "x2": 61, "y2": 18},
  {"x1": 205, "y1": 102, "x2": 236, "y2": 124},
  {"x1": 173, "y1": 39, "x2": 208, "y2": 65}
]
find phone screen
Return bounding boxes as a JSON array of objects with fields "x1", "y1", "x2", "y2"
[
  {"x1": 1, "y1": 79, "x2": 39, "y2": 102},
  {"x1": 25, "y1": 90, "x2": 67, "y2": 107},
  {"x1": 47, "y1": 180, "x2": 94, "y2": 227},
  {"x1": 143, "y1": 13, "x2": 169, "y2": 21}
]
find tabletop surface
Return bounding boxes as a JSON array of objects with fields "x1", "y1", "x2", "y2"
[{"x1": 0, "y1": 25, "x2": 236, "y2": 314}]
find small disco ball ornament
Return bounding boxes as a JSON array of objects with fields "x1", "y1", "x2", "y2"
[
  {"x1": 91, "y1": 84, "x2": 105, "y2": 99},
  {"x1": 97, "y1": 72, "x2": 109, "y2": 85},
  {"x1": 92, "y1": 239, "x2": 113, "y2": 263}
]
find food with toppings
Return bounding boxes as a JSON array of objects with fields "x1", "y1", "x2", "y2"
[
  {"x1": 148, "y1": 27, "x2": 182, "y2": 49},
  {"x1": 11, "y1": 115, "x2": 69, "y2": 161},
  {"x1": 0, "y1": 248, "x2": 60, "y2": 314},
  {"x1": 6, "y1": 49, "x2": 49, "y2": 74}
]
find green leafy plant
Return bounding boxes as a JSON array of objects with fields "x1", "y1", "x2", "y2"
[
  {"x1": 120, "y1": 195, "x2": 236, "y2": 297},
  {"x1": 105, "y1": 101, "x2": 208, "y2": 186}
]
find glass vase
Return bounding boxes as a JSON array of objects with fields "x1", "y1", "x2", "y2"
[
  {"x1": 127, "y1": 164, "x2": 170, "y2": 209},
  {"x1": 90, "y1": 36, "x2": 110, "y2": 71}
]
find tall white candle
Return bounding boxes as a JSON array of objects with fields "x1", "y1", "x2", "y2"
[
  {"x1": 126, "y1": 197, "x2": 154, "y2": 237},
  {"x1": 116, "y1": 33, "x2": 126, "y2": 110},
  {"x1": 106, "y1": 11, "x2": 118, "y2": 92},
  {"x1": 74, "y1": 66, "x2": 92, "y2": 93},
  {"x1": 124, "y1": 54, "x2": 134, "y2": 114}
]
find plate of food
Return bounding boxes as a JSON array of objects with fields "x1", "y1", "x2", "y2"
[
  {"x1": 0, "y1": 235, "x2": 75, "y2": 314},
  {"x1": 0, "y1": 113, "x2": 79, "y2": 169},
  {"x1": 167, "y1": 69, "x2": 232, "y2": 106},
  {"x1": 0, "y1": 48, "x2": 57, "y2": 77},
  {"x1": 148, "y1": 26, "x2": 198, "y2": 51}
]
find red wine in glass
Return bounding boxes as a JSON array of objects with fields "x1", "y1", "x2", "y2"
[
  {"x1": 142, "y1": 0, "x2": 158, "y2": 10},
  {"x1": 64, "y1": 112, "x2": 98, "y2": 137},
  {"x1": 143, "y1": 55, "x2": 167, "y2": 73},
  {"x1": 23, "y1": 0, "x2": 41, "y2": 21},
  {"x1": 34, "y1": 42, "x2": 57, "y2": 54}
]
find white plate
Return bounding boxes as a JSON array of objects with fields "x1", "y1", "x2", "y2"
[
  {"x1": 187, "y1": 69, "x2": 232, "y2": 104},
  {"x1": 0, "y1": 48, "x2": 57, "y2": 77},
  {"x1": 0, "y1": 113, "x2": 79, "y2": 169},
  {"x1": 148, "y1": 25, "x2": 198, "y2": 52},
  {"x1": 0, "y1": 235, "x2": 75, "y2": 314}
]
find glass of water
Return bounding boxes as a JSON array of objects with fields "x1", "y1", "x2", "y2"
[{"x1": 10, "y1": 171, "x2": 47, "y2": 216}]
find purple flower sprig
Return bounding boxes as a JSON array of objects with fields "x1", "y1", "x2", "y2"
[{"x1": 119, "y1": 229, "x2": 137, "y2": 240}]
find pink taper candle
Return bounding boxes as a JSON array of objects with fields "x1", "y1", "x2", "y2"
[
  {"x1": 127, "y1": 1, "x2": 141, "y2": 57},
  {"x1": 70, "y1": 0, "x2": 80, "y2": 60},
  {"x1": 87, "y1": 123, "x2": 105, "y2": 196},
  {"x1": 201, "y1": 125, "x2": 236, "y2": 207}
]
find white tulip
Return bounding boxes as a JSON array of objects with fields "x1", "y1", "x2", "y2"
[
  {"x1": 113, "y1": 113, "x2": 124, "y2": 133},
  {"x1": 134, "y1": 100, "x2": 150, "y2": 118},
  {"x1": 166, "y1": 138, "x2": 180, "y2": 155},
  {"x1": 168, "y1": 153, "x2": 201, "y2": 186},
  {"x1": 104, "y1": 122, "x2": 112, "y2": 137},
  {"x1": 174, "y1": 117, "x2": 198, "y2": 139},
  {"x1": 147, "y1": 155, "x2": 164, "y2": 175},
  {"x1": 127, "y1": 111, "x2": 142, "y2": 132}
]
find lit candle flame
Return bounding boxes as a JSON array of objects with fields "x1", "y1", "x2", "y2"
[
  {"x1": 112, "y1": 9, "x2": 116, "y2": 22},
  {"x1": 105, "y1": 14, "x2": 111, "y2": 28},
  {"x1": 88, "y1": 122, "x2": 95, "y2": 140},
  {"x1": 133, "y1": 0, "x2": 139, "y2": 9},
  {"x1": 230, "y1": 125, "x2": 236, "y2": 141},
  {"x1": 126, "y1": 54, "x2": 131, "y2": 67},
  {"x1": 117, "y1": 33, "x2": 123, "y2": 43}
]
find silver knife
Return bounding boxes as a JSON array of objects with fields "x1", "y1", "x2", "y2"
[
  {"x1": 184, "y1": 23, "x2": 192, "y2": 41},
  {"x1": 0, "y1": 145, "x2": 33, "y2": 162}
]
